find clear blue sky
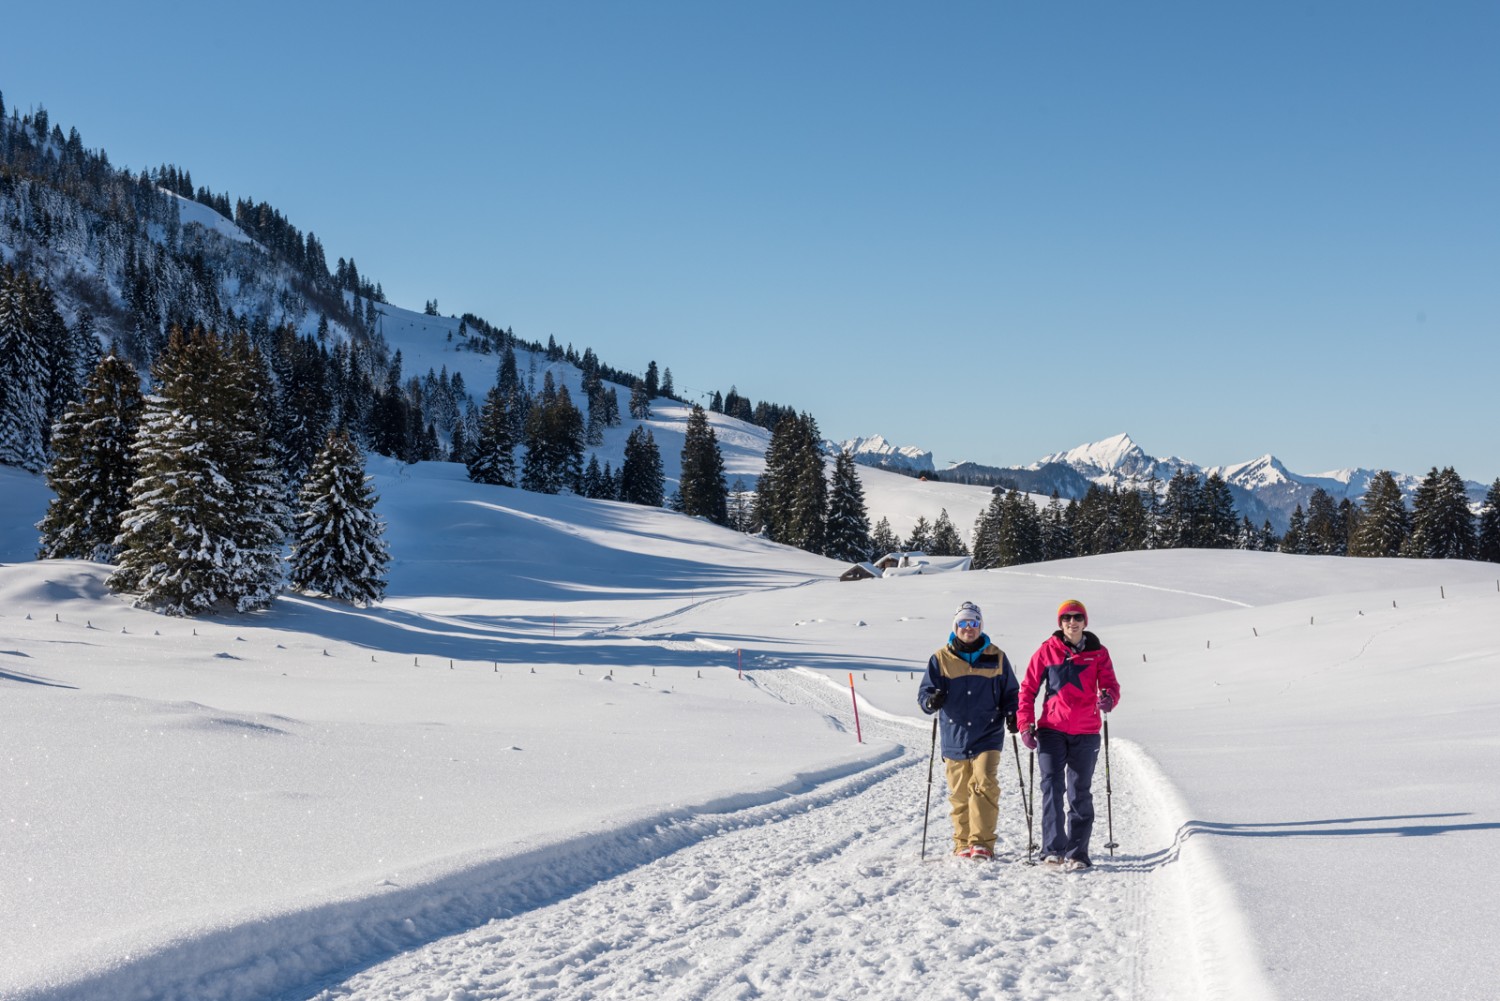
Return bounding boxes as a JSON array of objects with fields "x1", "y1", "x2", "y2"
[{"x1": 6, "y1": 1, "x2": 1497, "y2": 481}]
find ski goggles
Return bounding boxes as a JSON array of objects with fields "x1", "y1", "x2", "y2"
[{"x1": 954, "y1": 619, "x2": 981, "y2": 630}]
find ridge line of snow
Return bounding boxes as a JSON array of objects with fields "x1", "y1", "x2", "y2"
[{"x1": 1112, "y1": 740, "x2": 1279, "y2": 1001}]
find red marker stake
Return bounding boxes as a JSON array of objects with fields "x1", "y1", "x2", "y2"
[{"x1": 848, "y1": 672, "x2": 864, "y2": 743}]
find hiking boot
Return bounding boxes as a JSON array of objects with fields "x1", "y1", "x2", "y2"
[
  {"x1": 1042, "y1": 854, "x2": 1064, "y2": 867},
  {"x1": 1063, "y1": 858, "x2": 1092, "y2": 872},
  {"x1": 969, "y1": 845, "x2": 993, "y2": 861}
]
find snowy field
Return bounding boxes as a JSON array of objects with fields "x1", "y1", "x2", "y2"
[{"x1": 3, "y1": 458, "x2": 1500, "y2": 1001}]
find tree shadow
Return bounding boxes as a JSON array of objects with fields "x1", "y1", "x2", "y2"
[{"x1": 1109, "y1": 813, "x2": 1500, "y2": 872}]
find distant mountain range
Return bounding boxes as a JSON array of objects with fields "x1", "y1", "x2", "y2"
[{"x1": 836, "y1": 432, "x2": 1485, "y2": 533}]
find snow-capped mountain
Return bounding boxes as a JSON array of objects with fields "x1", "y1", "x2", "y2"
[
  {"x1": 827, "y1": 435, "x2": 935, "y2": 475},
  {"x1": 935, "y1": 433, "x2": 1484, "y2": 533}
]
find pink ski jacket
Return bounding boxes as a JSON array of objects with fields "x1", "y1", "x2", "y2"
[{"x1": 1017, "y1": 631, "x2": 1121, "y2": 736}]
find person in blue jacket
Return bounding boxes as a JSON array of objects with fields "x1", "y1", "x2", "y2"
[{"x1": 918, "y1": 600, "x2": 1020, "y2": 860}]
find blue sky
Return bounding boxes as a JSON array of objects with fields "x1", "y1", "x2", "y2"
[{"x1": 6, "y1": 1, "x2": 1497, "y2": 481}]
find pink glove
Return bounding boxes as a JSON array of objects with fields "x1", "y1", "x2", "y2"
[
  {"x1": 1097, "y1": 690, "x2": 1115, "y2": 713},
  {"x1": 1020, "y1": 727, "x2": 1037, "y2": 751}
]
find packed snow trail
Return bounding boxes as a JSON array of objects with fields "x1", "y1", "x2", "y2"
[{"x1": 300, "y1": 658, "x2": 1250, "y2": 1001}]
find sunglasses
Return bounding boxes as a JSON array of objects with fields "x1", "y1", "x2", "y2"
[
  {"x1": 955, "y1": 619, "x2": 981, "y2": 630},
  {"x1": 1060, "y1": 613, "x2": 1086, "y2": 623}
]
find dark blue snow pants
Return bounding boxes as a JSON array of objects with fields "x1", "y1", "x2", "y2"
[{"x1": 1036, "y1": 729, "x2": 1101, "y2": 864}]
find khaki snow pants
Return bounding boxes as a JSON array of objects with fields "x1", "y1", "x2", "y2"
[{"x1": 945, "y1": 749, "x2": 1001, "y2": 853}]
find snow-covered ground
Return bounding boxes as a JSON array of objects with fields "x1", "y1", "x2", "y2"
[{"x1": 4, "y1": 458, "x2": 1500, "y2": 1001}]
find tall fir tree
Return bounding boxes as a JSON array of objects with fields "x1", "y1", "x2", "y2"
[
  {"x1": 1200, "y1": 473, "x2": 1240, "y2": 549},
  {"x1": 1302, "y1": 488, "x2": 1342, "y2": 555},
  {"x1": 1349, "y1": 471, "x2": 1410, "y2": 558},
  {"x1": 824, "y1": 450, "x2": 871, "y2": 562},
  {"x1": 997, "y1": 489, "x2": 1045, "y2": 566},
  {"x1": 970, "y1": 492, "x2": 1005, "y2": 570},
  {"x1": 289, "y1": 429, "x2": 390, "y2": 605},
  {"x1": 37, "y1": 355, "x2": 143, "y2": 561},
  {"x1": 109, "y1": 327, "x2": 286, "y2": 614},
  {"x1": 467, "y1": 384, "x2": 517, "y2": 486},
  {"x1": 1476, "y1": 479, "x2": 1500, "y2": 564},
  {"x1": 1404, "y1": 466, "x2": 1476, "y2": 559},
  {"x1": 678, "y1": 403, "x2": 729, "y2": 524},
  {"x1": 1158, "y1": 468, "x2": 1201, "y2": 549},
  {"x1": 905, "y1": 515, "x2": 934, "y2": 553},
  {"x1": 0, "y1": 263, "x2": 51, "y2": 472},
  {"x1": 1280, "y1": 505, "x2": 1309, "y2": 555},
  {"x1": 929, "y1": 508, "x2": 969, "y2": 557},
  {"x1": 870, "y1": 516, "x2": 900, "y2": 557},
  {"x1": 619, "y1": 425, "x2": 665, "y2": 507}
]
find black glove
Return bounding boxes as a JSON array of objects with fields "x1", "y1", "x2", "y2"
[
  {"x1": 923, "y1": 690, "x2": 946, "y2": 714},
  {"x1": 1006, "y1": 713, "x2": 1018, "y2": 734}
]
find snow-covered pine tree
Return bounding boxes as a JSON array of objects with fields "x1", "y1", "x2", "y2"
[
  {"x1": 619, "y1": 424, "x2": 664, "y2": 507},
  {"x1": 1304, "y1": 487, "x2": 1343, "y2": 555},
  {"x1": 468, "y1": 384, "x2": 517, "y2": 486},
  {"x1": 970, "y1": 492, "x2": 1005, "y2": 569},
  {"x1": 37, "y1": 354, "x2": 143, "y2": 562},
  {"x1": 1157, "y1": 468, "x2": 1201, "y2": 550},
  {"x1": 905, "y1": 515, "x2": 934, "y2": 553},
  {"x1": 1478, "y1": 479, "x2": 1500, "y2": 565},
  {"x1": 1349, "y1": 470, "x2": 1410, "y2": 558},
  {"x1": 824, "y1": 450, "x2": 871, "y2": 562},
  {"x1": 929, "y1": 507, "x2": 969, "y2": 557},
  {"x1": 997, "y1": 490, "x2": 1044, "y2": 566},
  {"x1": 870, "y1": 516, "x2": 899, "y2": 557},
  {"x1": 289, "y1": 429, "x2": 389, "y2": 605},
  {"x1": 678, "y1": 404, "x2": 728, "y2": 525},
  {"x1": 1040, "y1": 493, "x2": 1075, "y2": 561},
  {"x1": 109, "y1": 326, "x2": 287, "y2": 615},
  {"x1": 1405, "y1": 466, "x2": 1476, "y2": 560},
  {"x1": 1201, "y1": 473, "x2": 1240, "y2": 549},
  {"x1": 782, "y1": 414, "x2": 828, "y2": 555},
  {"x1": 1279, "y1": 505, "x2": 1309, "y2": 555},
  {"x1": 0, "y1": 263, "x2": 51, "y2": 472}
]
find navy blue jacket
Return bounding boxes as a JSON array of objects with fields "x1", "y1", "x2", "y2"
[{"x1": 918, "y1": 634, "x2": 1020, "y2": 759}]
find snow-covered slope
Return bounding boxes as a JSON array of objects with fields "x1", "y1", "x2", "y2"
[{"x1": 4, "y1": 458, "x2": 1500, "y2": 1001}]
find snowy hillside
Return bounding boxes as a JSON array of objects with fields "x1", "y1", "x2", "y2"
[{"x1": 5, "y1": 458, "x2": 1500, "y2": 1001}]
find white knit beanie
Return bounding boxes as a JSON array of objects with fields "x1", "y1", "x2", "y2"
[{"x1": 953, "y1": 601, "x2": 983, "y2": 631}]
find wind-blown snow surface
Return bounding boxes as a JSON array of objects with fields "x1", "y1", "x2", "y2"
[{"x1": 3, "y1": 460, "x2": 1500, "y2": 1000}]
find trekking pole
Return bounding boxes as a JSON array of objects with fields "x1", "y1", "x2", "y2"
[
  {"x1": 1102, "y1": 715, "x2": 1119, "y2": 857},
  {"x1": 1012, "y1": 732, "x2": 1036, "y2": 864},
  {"x1": 1027, "y1": 748, "x2": 1037, "y2": 865},
  {"x1": 921, "y1": 716, "x2": 938, "y2": 860}
]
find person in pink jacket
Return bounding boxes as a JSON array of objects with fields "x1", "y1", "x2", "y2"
[{"x1": 1018, "y1": 599, "x2": 1121, "y2": 871}]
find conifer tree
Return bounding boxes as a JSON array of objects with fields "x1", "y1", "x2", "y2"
[
  {"x1": 824, "y1": 450, "x2": 871, "y2": 562},
  {"x1": 1478, "y1": 479, "x2": 1500, "y2": 565},
  {"x1": 0, "y1": 263, "x2": 51, "y2": 472},
  {"x1": 1405, "y1": 466, "x2": 1476, "y2": 559},
  {"x1": 1041, "y1": 493, "x2": 1074, "y2": 561},
  {"x1": 1158, "y1": 469, "x2": 1201, "y2": 549},
  {"x1": 970, "y1": 492, "x2": 1005, "y2": 570},
  {"x1": 997, "y1": 490, "x2": 1044, "y2": 566},
  {"x1": 289, "y1": 429, "x2": 389, "y2": 605},
  {"x1": 728, "y1": 478, "x2": 754, "y2": 532},
  {"x1": 468, "y1": 385, "x2": 517, "y2": 486},
  {"x1": 109, "y1": 326, "x2": 286, "y2": 614},
  {"x1": 678, "y1": 404, "x2": 728, "y2": 524},
  {"x1": 870, "y1": 516, "x2": 900, "y2": 557},
  {"x1": 1304, "y1": 487, "x2": 1343, "y2": 555},
  {"x1": 782, "y1": 414, "x2": 828, "y2": 554},
  {"x1": 37, "y1": 355, "x2": 143, "y2": 562},
  {"x1": 1349, "y1": 471, "x2": 1410, "y2": 558},
  {"x1": 905, "y1": 516, "x2": 934, "y2": 553},
  {"x1": 619, "y1": 425, "x2": 664, "y2": 506},
  {"x1": 1200, "y1": 473, "x2": 1240, "y2": 548},
  {"x1": 929, "y1": 508, "x2": 969, "y2": 557},
  {"x1": 1280, "y1": 505, "x2": 1309, "y2": 555}
]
